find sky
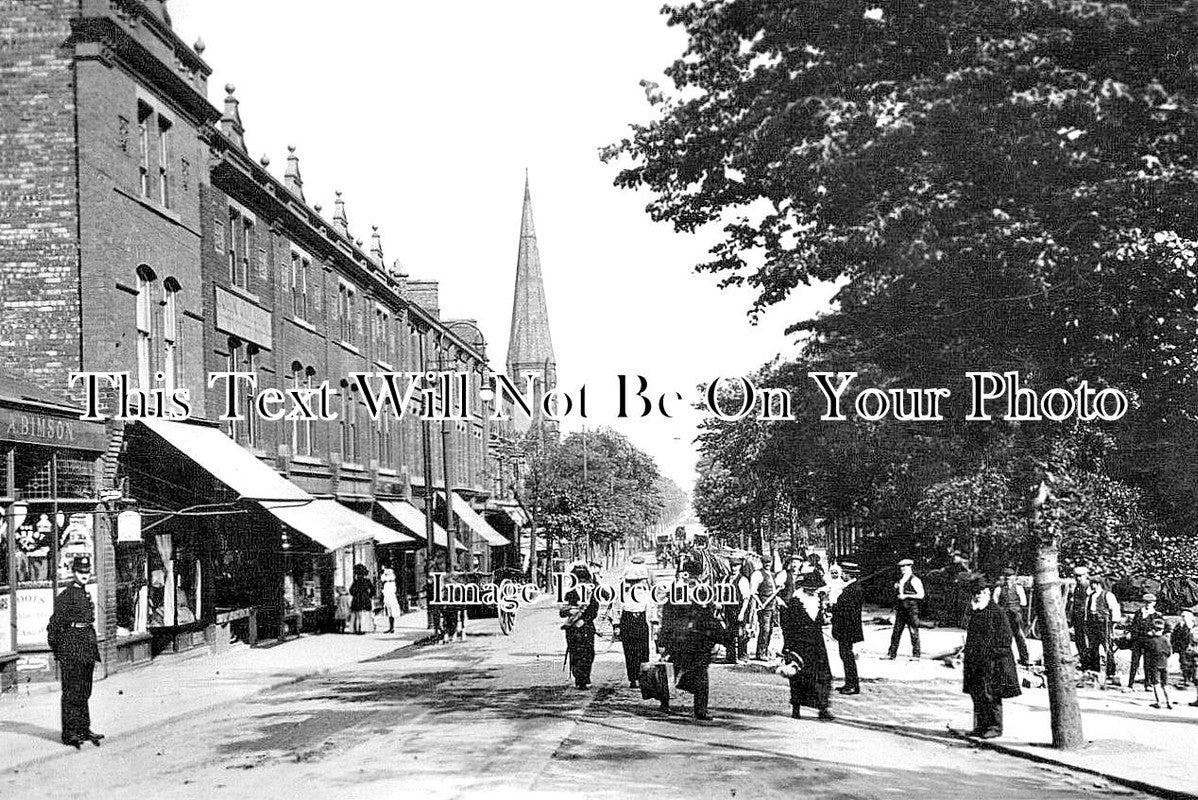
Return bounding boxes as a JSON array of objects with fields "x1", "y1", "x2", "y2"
[{"x1": 168, "y1": 0, "x2": 838, "y2": 493}]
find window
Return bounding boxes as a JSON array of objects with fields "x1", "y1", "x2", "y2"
[
  {"x1": 290, "y1": 362, "x2": 313, "y2": 458},
  {"x1": 227, "y1": 209, "x2": 253, "y2": 288},
  {"x1": 378, "y1": 411, "x2": 393, "y2": 468},
  {"x1": 135, "y1": 266, "x2": 157, "y2": 390},
  {"x1": 157, "y1": 116, "x2": 172, "y2": 208},
  {"x1": 244, "y1": 345, "x2": 259, "y2": 448},
  {"x1": 290, "y1": 252, "x2": 309, "y2": 319},
  {"x1": 340, "y1": 384, "x2": 358, "y2": 463},
  {"x1": 137, "y1": 102, "x2": 152, "y2": 198},
  {"x1": 373, "y1": 306, "x2": 392, "y2": 363},
  {"x1": 115, "y1": 541, "x2": 148, "y2": 636},
  {"x1": 162, "y1": 278, "x2": 181, "y2": 392},
  {"x1": 338, "y1": 283, "x2": 357, "y2": 344}
]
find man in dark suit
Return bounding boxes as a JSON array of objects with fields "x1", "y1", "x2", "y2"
[
  {"x1": 830, "y1": 563, "x2": 864, "y2": 694},
  {"x1": 47, "y1": 555, "x2": 103, "y2": 748},
  {"x1": 963, "y1": 576, "x2": 1021, "y2": 738}
]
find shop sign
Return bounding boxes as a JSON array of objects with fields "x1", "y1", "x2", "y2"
[
  {"x1": 117, "y1": 510, "x2": 142, "y2": 543},
  {"x1": 215, "y1": 286, "x2": 272, "y2": 349},
  {"x1": 0, "y1": 407, "x2": 107, "y2": 450},
  {"x1": 8, "y1": 584, "x2": 99, "y2": 648}
]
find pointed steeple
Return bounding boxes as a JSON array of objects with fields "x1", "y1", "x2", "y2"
[
  {"x1": 332, "y1": 190, "x2": 348, "y2": 237},
  {"x1": 284, "y1": 145, "x2": 304, "y2": 201},
  {"x1": 506, "y1": 172, "x2": 557, "y2": 405},
  {"x1": 220, "y1": 84, "x2": 245, "y2": 150}
]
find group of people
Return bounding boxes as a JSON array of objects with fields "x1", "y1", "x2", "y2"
[
  {"x1": 1065, "y1": 566, "x2": 1198, "y2": 709},
  {"x1": 333, "y1": 563, "x2": 405, "y2": 635}
]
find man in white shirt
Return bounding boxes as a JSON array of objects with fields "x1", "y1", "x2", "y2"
[
  {"x1": 1081, "y1": 576, "x2": 1121, "y2": 681},
  {"x1": 886, "y1": 558, "x2": 925, "y2": 659},
  {"x1": 992, "y1": 568, "x2": 1029, "y2": 666}
]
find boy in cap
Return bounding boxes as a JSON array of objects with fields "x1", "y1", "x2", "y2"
[
  {"x1": 886, "y1": 558, "x2": 924, "y2": 660},
  {"x1": 1128, "y1": 592, "x2": 1163, "y2": 691},
  {"x1": 1144, "y1": 617, "x2": 1173, "y2": 709},
  {"x1": 46, "y1": 555, "x2": 103, "y2": 748}
]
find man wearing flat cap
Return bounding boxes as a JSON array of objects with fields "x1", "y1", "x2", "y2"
[
  {"x1": 886, "y1": 558, "x2": 924, "y2": 660},
  {"x1": 992, "y1": 568, "x2": 1029, "y2": 666},
  {"x1": 1128, "y1": 592, "x2": 1164, "y2": 691},
  {"x1": 47, "y1": 554, "x2": 103, "y2": 748}
]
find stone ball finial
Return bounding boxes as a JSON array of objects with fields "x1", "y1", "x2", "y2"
[
  {"x1": 225, "y1": 83, "x2": 236, "y2": 96},
  {"x1": 335, "y1": 190, "x2": 342, "y2": 198},
  {"x1": 194, "y1": 38, "x2": 206, "y2": 55},
  {"x1": 356, "y1": 238, "x2": 364, "y2": 247},
  {"x1": 287, "y1": 144, "x2": 296, "y2": 154},
  {"x1": 372, "y1": 225, "x2": 379, "y2": 233},
  {"x1": 314, "y1": 203, "x2": 323, "y2": 213},
  {"x1": 259, "y1": 154, "x2": 270, "y2": 167}
]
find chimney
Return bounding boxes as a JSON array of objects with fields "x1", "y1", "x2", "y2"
[{"x1": 407, "y1": 279, "x2": 440, "y2": 319}]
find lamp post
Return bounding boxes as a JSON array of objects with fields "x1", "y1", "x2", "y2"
[{"x1": 436, "y1": 332, "x2": 458, "y2": 573}]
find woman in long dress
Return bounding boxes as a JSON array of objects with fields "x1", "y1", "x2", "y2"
[
  {"x1": 562, "y1": 564, "x2": 599, "y2": 689},
  {"x1": 779, "y1": 570, "x2": 834, "y2": 720},
  {"x1": 380, "y1": 566, "x2": 402, "y2": 633},
  {"x1": 616, "y1": 559, "x2": 654, "y2": 687},
  {"x1": 349, "y1": 564, "x2": 375, "y2": 634}
]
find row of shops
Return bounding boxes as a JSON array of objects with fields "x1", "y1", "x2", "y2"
[{"x1": 0, "y1": 379, "x2": 526, "y2": 690}]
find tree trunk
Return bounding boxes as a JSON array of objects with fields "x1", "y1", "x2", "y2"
[{"x1": 1033, "y1": 543, "x2": 1085, "y2": 749}]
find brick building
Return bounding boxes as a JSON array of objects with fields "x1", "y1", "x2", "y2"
[{"x1": 0, "y1": 0, "x2": 514, "y2": 685}]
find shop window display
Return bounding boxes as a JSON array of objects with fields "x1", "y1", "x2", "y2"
[
  {"x1": 114, "y1": 541, "x2": 148, "y2": 636},
  {"x1": 147, "y1": 533, "x2": 199, "y2": 627}
]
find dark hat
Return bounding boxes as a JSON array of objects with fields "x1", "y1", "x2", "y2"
[
  {"x1": 799, "y1": 571, "x2": 824, "y2": 589},
  {"x1": 1152, "y1": 618, "x2": 1166, "y2": 630},
  {"x1": 1003, "y1": 567, "x2": 1016, "y2": 576},
  {"x1": 966, "y1": 576, "x2": 989, "y2": 596},
  {"x1": 70, "y1": 554, "x2": 92, "y2": 573},
  {"x1": 353, "y1": 563, "x2": 368, "y2": 575}
]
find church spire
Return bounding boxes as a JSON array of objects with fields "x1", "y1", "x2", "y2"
[{"x1": 506, "y1": 173, "x2": 557, "y2": 410}]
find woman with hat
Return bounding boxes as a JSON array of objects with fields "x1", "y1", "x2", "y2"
[
  {"x1": 778, "y1": 570, "x2": 834, "y2": 720},
  {"x1": 615, "y1": 558, "x2": 655, "y2": 687},
  {"x1": 561, "y1": 563, "x2": 600, "y2": 689},
  {"x1": 349, "y1": 563, "x2": 375, "y2": 635},
  {"x1": 1128, "y1": 592, "x2": 1164, "y2": 690},
  {"x1": 46, "y1": 555, "x2": 103, "y2": 748},
  {"x1": 963, "y1": 576, "x2": 1021, "y2": 738}
]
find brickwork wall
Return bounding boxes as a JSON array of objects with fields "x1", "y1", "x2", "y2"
[{"x1": 0, "y1": 0, "x2": 82, "y2": 393}]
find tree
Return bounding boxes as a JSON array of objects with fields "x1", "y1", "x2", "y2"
[{"x1": 606, "y1": 0, "x2": 1198, "y2": 749}]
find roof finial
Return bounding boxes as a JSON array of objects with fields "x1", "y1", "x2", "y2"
[
  {"x1": 332, "y1": 190, "x2": 348, "y2": 236},
  {"x1": 193, "y1": 37, "x2": 205, "y2": 55},
  {"x1": 284, "y1": 145, "x2": 304, "y2": 201},
  {"x1": 220, "y1": 83, "x2": 246, "y2": 150},
  {"x1": 370, "y1": 225, "x2": 384, "y2": 265},
  {"x1": 389, "y1": 258, "x2": 409, "y2": 280}
]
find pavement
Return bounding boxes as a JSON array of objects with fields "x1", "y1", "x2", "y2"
[
  {"x1": 0, "y1": 573, "x2": 1191, "y2": 799},
  {"x1": 805, "y1": 606, "x2": 1198, "y2": 799},
  {"x1": 0, "y1": 606, "x2": 437, "y2": 773}
]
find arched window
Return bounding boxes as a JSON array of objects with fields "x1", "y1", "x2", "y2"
[
  {"x1": 135, "y1": 265, "x2": 158, "y2": 389},
  {"x1": 162, "y1": 278, "x2": 182, "y2": 392}
]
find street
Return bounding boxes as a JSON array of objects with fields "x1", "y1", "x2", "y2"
[{"x1": 0, "y1": 598, "x2": 1149, "y2": 800}]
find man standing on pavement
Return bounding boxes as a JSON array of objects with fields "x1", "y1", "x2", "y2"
[
  {"x1": 1064, "y1": 566, "x2": 1091, "y2": 667},
  {"x1": 830, "y1": 562, "x2": 864, "y2": 694},
  {"x1": 886, "y1": 558, "x2": 924, "y2": 660},
  {"x1": 751, "y1": 554, "x2": 779, "y2": 660},
  {"x1": 46, "y1": 555, "x2": 103, "y2": 749},
  {"x1": 992, "y1": 568, "x2": 1030, "y2": 666},
  {"x1": 963, "y1": 577, "x2": 1021, "y2": 739},
  {"x1": 1080, "y1": 576, "x2": 1122, "y2": 682}
]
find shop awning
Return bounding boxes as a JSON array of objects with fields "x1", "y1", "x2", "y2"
[
  {"x1": 139, "y1": 418, "x2": 308, "y2": 502},
  {"x1": 442, "y1": 491, "x2": 510, "y2": 547},
  {"x1": 492, "y1": 501, "x2": 529, "y2": 528},
  {"x1": 377, "y1": 500, "x2": 467, "y2": 551},
  {"x1": 265, "y1": 498, "x2": 411, "y2": 551}
]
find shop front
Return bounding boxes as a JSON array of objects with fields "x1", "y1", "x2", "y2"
[
  {"x1": 439, "y1": 491, "x2": 511, "y2": 574},
  {"x1": 375, "y1": 497, "x2": 467, "y2": 602},
  {"x1": 0, "y1": 381, "x2": 109, "y2": 686}
]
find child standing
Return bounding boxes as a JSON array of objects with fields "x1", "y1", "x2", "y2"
[
  {"x1": 1145, "y1": 618, "x2": 1173, "y2": 710},
  {"x1": 334, "y1": 586, "x2": 352, "y2": 633},
  {"x1": 1172, "y1": 609, "x2": 1196, "y2": 689}
]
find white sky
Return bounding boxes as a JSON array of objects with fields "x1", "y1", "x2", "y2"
[{"x1": 169, "y1": 0, "x2": 837, "y2": 492}]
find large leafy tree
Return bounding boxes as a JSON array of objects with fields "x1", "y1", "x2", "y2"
[{"x1": 607, "y1": 0, "x2": 1198, "y2": 749}]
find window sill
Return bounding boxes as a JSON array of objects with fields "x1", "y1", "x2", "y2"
[
  {"x1": 114, "y1": 631, "x2": 152, "y2": 644},
  {"x1": 337, "y1": 340, "x2": 362, "y2": 356},
  {"x1": 112, "y1": 185, "x2": 197, "y2": 236},
  {"x1": 339, "y1": 462, "x2": 367, "y2": 472},
  {"x1": 287, "y1": 316, "x2": 318, "y2": 334},
  {"x1": 222, "y1": 284, "x2": 262, "y2": 306},
  {"x1": 374, "y1": 360, "x2": 394, "y2": 371},
  {"x1": 291, "y1": 455, "x2": 325, "y2": 466}
]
